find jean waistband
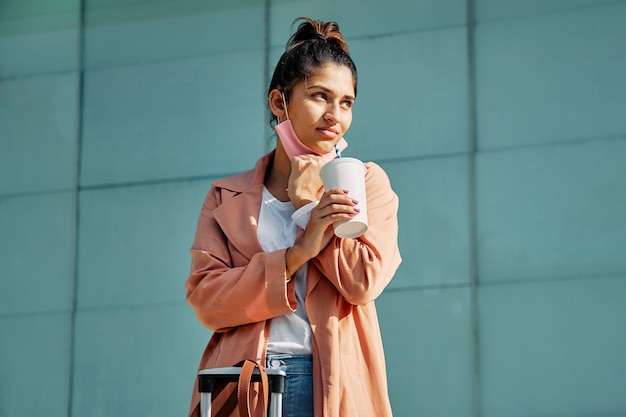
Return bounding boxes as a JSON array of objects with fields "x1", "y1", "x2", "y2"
[{"x1": 266, "y1": 354, "x2": 312, "y2": 374}]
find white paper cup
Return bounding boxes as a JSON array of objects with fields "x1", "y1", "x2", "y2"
[{"x1": 320, "y1": 157, "x2": 368, "y2": 238}]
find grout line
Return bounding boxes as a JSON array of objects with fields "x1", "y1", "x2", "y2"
[
  {"x1": 373, "y1": 151, "x2": 470, "y2": 165},
  {"x1": 0, "y1": 309, "x2": 70, "y2": 320},
  {"x1": 350, "y1": 22, "x2": 468, "y2": 42},
  {"x1": 478, "y1": 133, "x2": 626, "y2": 154},
  {"x1": 479, "y1": 271, "x2": 626, "y2": 287},
  {"x1": 2, "y1": 131, "x2": 624, "y2": 199},
  {"x1": 0, "y1": 301, "x2": 191, "y2": 320},
  {"x1": 0, "y1": 69, "x2": 78, "y2": 83},
  {"x1": 473, "y1": 0, "x2": 625, "y2": 26},
  {"x1": 78, "y1": 173, "x2": 223, "y2": 191},
  {"x1": 0, "y1": 187, "x2": 75, "y2": 199},
  {"x1": 384, "y1": 282, "x2": 472, "y2": 293},
  {"x1": 80, "y1": 44, "x2": 265, "y2": 73},
  {"x1": 381, "y1": 271, "x2": 626, "y2": 295},
  {"x1": 74, "y1": 300, "x2": 190, "y2": 314},
  {"x1": 65, "y1": 0, "x2": 85, "y2": 414},
  {"x1": 0, "y1": 46, "x2": 264, "y2": 82},
  {"x1": 3, "y1": 130, "x2": 623, "y2": 199},
  {"x1": 263, "y1": 0, "x2": 272, "y2": 153},
  {"x1": 466, "y1": 0, "x2": 482, "y2": 416}
]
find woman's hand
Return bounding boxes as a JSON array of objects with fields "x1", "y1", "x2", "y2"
[
  {"x1": 287, "y1": 155, "x2": 325, "y2": 209},
  {"x1": 286, "y1": 187, "x2": 360, "y2": 272}
]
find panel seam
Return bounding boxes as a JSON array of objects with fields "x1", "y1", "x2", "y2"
[
  {"x1": 65, "y1": 0, "x2": 85, "y2": 415},
  {"x1": 467, "y1": 0, "x2": 482, "y2": 416}
]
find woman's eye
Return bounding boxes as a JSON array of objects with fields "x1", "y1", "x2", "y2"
[
  {"x1": 341, "y1": 100, "x2": 354, "y2": 108},
  {"x1": 312, "y1": 92, "x2": 326, "y2": 100}
]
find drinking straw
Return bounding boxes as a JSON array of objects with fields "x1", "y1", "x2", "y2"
[{"x1": 334, "y1": 144, "x2": 342, "y2": 159}]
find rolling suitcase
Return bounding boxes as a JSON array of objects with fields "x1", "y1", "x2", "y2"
[{"x1": 198, "y1": 360, "x2": 287, "y2": 417}]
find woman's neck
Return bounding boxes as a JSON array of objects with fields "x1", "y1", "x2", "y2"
[{"x1": 265, "y1": 147, "x2": 291, "y2": 202}]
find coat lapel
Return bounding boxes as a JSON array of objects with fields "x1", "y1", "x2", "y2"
[
  {"x1": 211, "y1": 152, "x2": 273, "y2": 261},
  {"x1": 213, "y1": 183, "x2": 265, "y2": 260}
]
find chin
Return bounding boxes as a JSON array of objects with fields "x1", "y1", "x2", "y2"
[
  {"x1": 318, "y1": 141, "x2": 338, "y2": 153},
  {"x1": 315, "y1": 146, "x2": 334, "y2": 156}
]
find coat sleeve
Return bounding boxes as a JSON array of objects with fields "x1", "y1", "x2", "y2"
[
  {"x1": 313, "y1": 162, "x2": 402, "y2": 305},
  {"x1": 185, "y1": 187, "x2": 297, "y2": 332}
]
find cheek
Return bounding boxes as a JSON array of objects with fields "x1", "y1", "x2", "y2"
[{"x1": 342, "y1": 113, "x2": 353, "y2": 131}]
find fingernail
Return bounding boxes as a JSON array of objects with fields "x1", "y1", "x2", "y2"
[
  {"x1": 353, "y1": 208, "x2": 361, "y2": 213},
  {"x1": 343, "y1": 189, "x2": 350, "y2": 194},
  {"x1": 352, "y1": 199, "x2": 359, "y2": 204}
]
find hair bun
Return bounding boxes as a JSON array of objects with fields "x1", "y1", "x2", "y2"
[{"x1": 287, "y1": 17, "x2": 350, "y2": 55}]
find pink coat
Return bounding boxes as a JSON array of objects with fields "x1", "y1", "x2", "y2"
[{"x1": 186, "y1": 151, "x2": 401, "y2": 417}]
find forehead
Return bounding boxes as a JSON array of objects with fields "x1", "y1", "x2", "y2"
[{"x1": 304, "y1": 64, "x2": 355, "y2": 96}]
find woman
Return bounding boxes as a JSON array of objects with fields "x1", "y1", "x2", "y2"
[{"x1": 186, "y1": 17, "x2": 401, "y2": 417}]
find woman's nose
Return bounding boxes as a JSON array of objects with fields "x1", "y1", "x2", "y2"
[{"x1": 324, "y1": 102, "x2": 340, "y2": 122}]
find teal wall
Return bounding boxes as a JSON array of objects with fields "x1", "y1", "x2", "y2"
[{"x1": 1, "y1": 1, "x2": 625, "y2": 416}]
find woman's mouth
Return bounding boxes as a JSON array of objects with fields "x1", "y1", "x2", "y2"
[{"x1": 317, "y1": 127, "x2": 338, "y2": 138}]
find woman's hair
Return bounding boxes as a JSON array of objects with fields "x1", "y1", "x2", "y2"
[{"x1": 268, "y1": 17, "x2": 358, "y2": 127}]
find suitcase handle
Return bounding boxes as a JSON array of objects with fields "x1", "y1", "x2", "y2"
[
  {"x1": 199, "y1": 366, "x2": 286, "y2": 393},
  {"x1": 198, "y1": 364, "x2": 286, "y2": 417}
]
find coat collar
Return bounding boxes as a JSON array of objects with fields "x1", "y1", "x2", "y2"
[{"x1": 211, "y1": 152, "x2": 274, "y2": 259}]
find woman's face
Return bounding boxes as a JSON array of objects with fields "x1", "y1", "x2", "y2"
[{"x1": 286, "y1": 63, "x2": 356, "y2": 155}]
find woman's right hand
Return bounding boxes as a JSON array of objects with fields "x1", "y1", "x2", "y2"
[{"x1": 287, "y1": 154, "x2": 325, "y2": 209}]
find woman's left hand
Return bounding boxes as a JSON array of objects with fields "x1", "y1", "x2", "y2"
[{"x1": 286, "y1": 187, "x2": 359, "y2": 273}]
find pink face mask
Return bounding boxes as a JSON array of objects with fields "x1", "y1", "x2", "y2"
[
  {"x1": 275, "y1": 93, "x2": 348, "y2": 162},
  {"x1": 276, "y1": 120, "x2": 348, "y2": 162}
]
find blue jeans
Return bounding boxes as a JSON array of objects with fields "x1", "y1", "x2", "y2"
[{"x1": 266, "y1": 354, "x2": 313, "y2": 417}]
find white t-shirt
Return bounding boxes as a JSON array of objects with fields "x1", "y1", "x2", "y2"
[{"x1": 257, "y1": 186, "x2": 315, "y2": 355}]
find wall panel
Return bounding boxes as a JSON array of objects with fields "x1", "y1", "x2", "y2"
[
  {"x1": 84, "y1": 2, "x2": 264, "y2": 69},
  {"x1": 77, "y1": 179, "x2": 211, "y2": 309},
  {"x1": 383, "y1": 157, "x2": 471, "y2": 289},
  {"x1": 0, "y1": 74, "x2": 78, "y2": 195},
  {"x1": 475, "y1": 1, "x2": 626, "y2": 150},
  {"x1": 0, "y1": 313, "x2": 70, "y2": 417},
  {"x1": 71, "y1": 304, "x2": 210, "y2": 417},
  {"x1": 0, "y1": 0, "x2": 79, "y2": 78},
  {"x1": 378, "y1": 287, "x2": 474, "y2": 417},
  {"x1": 349, "y1": 27, "x2": 469, "y2": 160},
  {"x1": 0, "y1": 192, "x2": 75, "y2": 315},
  {"x1": 480, "y1": 277, "x2": 626, "y2": 417},
  {"x1": 477, "y1": 139, "x2": 626, "y2": 283},
  {"x1": 80, "y1": 51, "x2": 265, "y2": 186}
]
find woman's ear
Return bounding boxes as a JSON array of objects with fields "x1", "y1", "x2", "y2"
[{"x1": 268, "y1": 89, "x2": 287, "y2": 121}]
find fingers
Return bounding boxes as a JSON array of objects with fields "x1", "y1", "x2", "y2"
[
  {"x1": 296, "y1": 189, "x2": 350, "y2": 258},
  {"x1": 292, "y1": 154, "x2": 324, "y2": 163},
  {"x1": 321, "y1": 188, "x2": 359, "y2": 206},
  {"x1": 297, "y1": 188, "x2": 358, "y2": 258},
  {"x1": 291, "y1": 154, "x2": 325, "y2": 172},
  {"x1": 314, "y1": 188, "x2": 360, "y2": 220}
]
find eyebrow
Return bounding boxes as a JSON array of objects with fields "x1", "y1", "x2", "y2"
[{"x1": 306, "y1": 84, "x2": 356, "y2": 101}]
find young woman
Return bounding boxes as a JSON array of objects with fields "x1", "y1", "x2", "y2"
[{"x1": 186, "y1": 17, "x2": 401, "y2": 417}]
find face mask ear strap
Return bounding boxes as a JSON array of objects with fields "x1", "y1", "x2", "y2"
[{"x1": 281, "y1": 92, "x2": 290, "y2": 121}]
